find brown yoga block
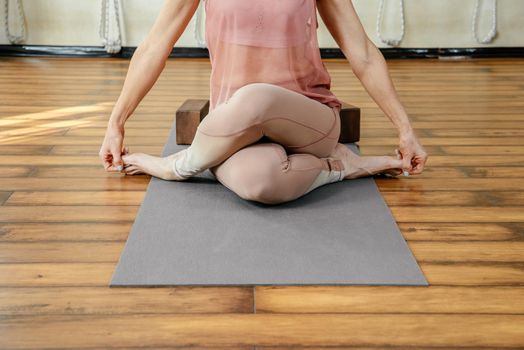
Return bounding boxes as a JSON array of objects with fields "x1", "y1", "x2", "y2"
[
  {"x1": 175, "y1": 98, "x2": 360, "y2": 145},
  {"x1": 175, "y1": 99, "x2": 210, "y2": 145},
  {"x1": 338, "y1": 101, "x2": 361, "y2": 143}
]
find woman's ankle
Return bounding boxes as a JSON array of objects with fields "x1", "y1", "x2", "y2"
[{"x1": 169, "y1": 149, "x2": 199, "y2": 180}]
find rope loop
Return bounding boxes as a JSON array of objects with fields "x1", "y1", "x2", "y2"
[
  {"x1": 376, "y1": 0, "x2": 405, "y2": 47},
  {"x1": 4, "y1": 0, "x2": 27, "y2": 44},
  {"x1": 472, "y1": 0, "x2": 497, "y2": 44},
  {"x1": 99, "y1": 0, "x2": 122, "y2": 53}
]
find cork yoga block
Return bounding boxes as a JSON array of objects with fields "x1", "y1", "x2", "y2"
[{"x1": 175, "y1": 99, "x2": 360, "y2": 145}]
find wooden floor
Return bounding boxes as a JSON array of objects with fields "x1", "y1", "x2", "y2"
[{"x1": 1, "y1": 56, "x2": 523, "y2": 349}]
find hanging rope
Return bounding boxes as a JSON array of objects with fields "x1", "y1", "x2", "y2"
[
  {"x1": 193, "y1": 0, "x2": 207, "y2": 48},
  {"x1": 99, "y1": 0, "x2": 122, "y2": 53},
  {"x1": 4, "y1": 0, "x2": 26, "y2": 44},
  {"x1": 376, "y1": 0, "x2": 405, "y2": 47},
  {"x1": 472, "y1": 0, "x2": 497, "y2": 44}
]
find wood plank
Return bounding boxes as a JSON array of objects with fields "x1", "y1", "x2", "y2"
[
  {"x1": 0, "y1": 145, "x2": 52, "y2": 155},
  {"x1": 0, "y1": 127, "x2": 69, "y2": 136},
  {"x1": 0, "y1": 155, "x2": 107, "y2": 166},
  {"x1": 410, "y1": 242, "x2": 524, "y2": 262},
  {"x1": 398, "y1": 223, "x2": 524, "y2": 241},
  {"x1": 254, "y1": 286, "x2": 524, "y2": 314},
  {"x1": 50, "y1": 145, "x2": 164, "y2": 156},
  {"x1": 0, "y1": 314, "x2": 522, "y2": 348},
  {"x1": 0, "y1": 206, "x2": 139, "y2": 222},
  {"x1": 422, "y1": 155, "x2": 524, "y2": 166},
  {"x1": 464, "y1": 167, "x2": 524, "y2": 178},
  {"x1": 382, "y1": 191, "x2": 524, "y2": 206},
  {"x1": 389, "y1": 206, "x2": 524, "y2": 223},
  {"x1": 0, "y1": 286, "x2": 253, "y2": 316},
  {"x1": 1, "y1": 263, "x2": 522, "y2": 287},
  {"x1": 360, "y1": 137, "x2": 524, "y2": 146},
  {"x1": 442, "y1": 146, "x2": 524, "y2": 155},
  {"x1": 0, "y1": 135, "x2": 172, "y2": 145},
  {"x1": 1, "y1": 242, "x2": 522, "y2": 263},
  {"x1": 261, "y1": 347, "x2": 508, "y2": 350},
  {"x1": 64, "y1": 127, "x2": 171, "y2": 137},
  {"x1": 0, "y1": 166, "x2": 33, "y2": 177},
  {"x1": 375, "y1": 178, "x2": 524, "y2": 191},
  {"x1": 429, "y1": 129, "x2": 524, "y2": 137},
  {"x1": 0, "y1": 222, "x2": 132, "y2": 242},
  {"x1": 5, "y1": 191, "x2": 145, "y2": 206},
  {"x1": 410, "y1": 113, "x2": 524, "y2": 121},
  {"x1": 0, "y1": 178, "x2": 149, "y2": 191}
]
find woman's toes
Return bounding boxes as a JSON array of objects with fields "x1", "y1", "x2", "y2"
[
  {"x1": 123, "y1": 165, "x2": 143, "y2": 175},
  {"x1": 122, "y1": 152, "x2": 142, "y2": 166},
  {"x1": 122, "y1": 153, "x2": 132, "y2": 164},
  {"x1": 127, "y1": 169, "x2": 144, "y2": 175},
  {"x1": 122, "y1": 164, "x2": 137, "y2": 173}
]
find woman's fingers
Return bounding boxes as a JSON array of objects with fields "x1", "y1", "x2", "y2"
[
  {"x1": 102, "y1": 153, "x2": 112, "y2": 171},
  {"x1": 100, "y1": 125, "x2": 125, "y2": 172},
  {"x1": 410, "y1": 153, "x2": 428, "y2": 174},
  {"x1": 400, "y1": 149, "x2": 413, "y2": 173},
  {"x1": 101, "y1": 150, "x2": 118, "y2": 172},
  {"x1": 110, "y1": 144, "x2": 124, "y2": 171}
]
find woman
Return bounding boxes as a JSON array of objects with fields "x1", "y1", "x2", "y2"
[{"x1": 99, "y1": 0, "x2": 428, "y2": 205}]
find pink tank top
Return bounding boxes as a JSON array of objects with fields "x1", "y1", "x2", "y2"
[{"x1": 204, "y1": 0, "x2": 342, "y2": 113}]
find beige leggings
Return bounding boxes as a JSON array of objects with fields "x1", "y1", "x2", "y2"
[{"x1": 175, "y1": 82, "x2": 345, "y2": 204}]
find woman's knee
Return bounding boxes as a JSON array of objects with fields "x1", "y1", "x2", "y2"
[
  {"x1": 240, "y1": 171, "x2": 289, "y2": 205},
  {"x1": 223, "y1": 143, "x2": 290, "y2": 204},
  {"x1": 198, "y1": 83, "x2": 278, "y2": 136}
]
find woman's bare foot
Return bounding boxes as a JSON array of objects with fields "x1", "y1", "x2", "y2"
[
  {"x1": 121, "y1": 147, "x2": 188, "y2": 181},
  {"x1": 327, "y1": 143, "x2": 404, "y2": 179}
]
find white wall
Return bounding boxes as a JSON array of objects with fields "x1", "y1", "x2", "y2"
[{"x1": 1, "y1": 0, "x2": 522, "y2": 48}]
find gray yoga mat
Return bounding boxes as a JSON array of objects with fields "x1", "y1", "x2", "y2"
[{"x1": 110, "y1": 121, "x2": 428, "y2": 287}]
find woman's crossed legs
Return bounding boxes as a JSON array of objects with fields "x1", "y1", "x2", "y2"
[{"x1": 122, "y1": 83, "x2": 404, "y2": 204}]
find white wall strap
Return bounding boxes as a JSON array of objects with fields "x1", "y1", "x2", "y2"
[
  {"x1": 472, "y1": 0, "x2": 497, "y2": 44},
  {"x1": 4, "y1": 0, "x2": 26, "y2": 44},
  {"x1": 99, "y1": 0, "x2": 123, "y2": 53},
  {"x1": 194, "y1": 0, "x2": 207, "y2": 48},
  {"x1": 376, "y1": 0, "x2": 405, "y2": 47}
]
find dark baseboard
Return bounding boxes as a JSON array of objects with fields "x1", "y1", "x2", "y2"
[{"x1": 0, "y1": 44, "x2": 523, "y2": 59}]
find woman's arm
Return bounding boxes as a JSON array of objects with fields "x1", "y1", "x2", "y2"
[
  {"x1": 108, "y1": 0, "x2": 200, "y2": 129},
  {"x1": 316, "y1": 0, "x2": 428, "y2": 174},
  {"x1": 101, "y1": 0, "x2": 200, "y2": 172}
]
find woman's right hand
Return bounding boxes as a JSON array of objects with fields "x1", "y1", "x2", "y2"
[{"x1": 99, "y1": 123, "x2": 126, "y2": 172}]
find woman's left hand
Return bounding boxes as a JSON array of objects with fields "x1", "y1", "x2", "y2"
[{"x1": 398, "y1": 129, "x2": 428, "y2": 175}]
